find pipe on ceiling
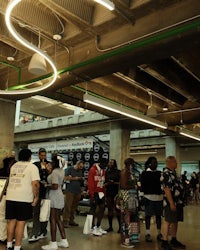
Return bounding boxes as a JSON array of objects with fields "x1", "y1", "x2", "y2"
[
  {"x1": 0, "y1": 61, "x2": 21, "y2": 84},
  {"x1": 8, "y1": 17, "x2": 200, "y2": 91}
]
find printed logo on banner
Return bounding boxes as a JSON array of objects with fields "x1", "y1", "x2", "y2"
[
  {"x1": 102, "y1": 153, "x2": 109, "y2": 159},
  {"x1": 93, "y1": 153, "x2": 99, "y2": 162},
  {"x1": 76, "y1": 152, "x2": 82, "y2": 160},
  {"x1": 84, "y1": 153, "x2": 90, "y2": 161},
  {"x1": 68, "y1": 152, "x2": 74, "y2": 160},
  {"x1": 93, "y1": 143, "x2": 100, "y2": 152},
  {"x1": 84, "y1": 170, "x2": 89, "y2": 177},
  {"x1": 84, "y1": 162, "x2": 90, "y2": 170}
]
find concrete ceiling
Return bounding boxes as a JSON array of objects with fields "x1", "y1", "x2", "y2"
[{"x1": 0, "y1": 0, "x2": 200, "y2": 137}]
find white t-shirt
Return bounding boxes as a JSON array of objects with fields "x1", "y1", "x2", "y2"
[{"x1": 6, "y1": 161, "x2": 40, "y2": 202}]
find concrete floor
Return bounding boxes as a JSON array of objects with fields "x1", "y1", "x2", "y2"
[{"x1": 0, "y1": 204, "x2": 199, "y2": 250}]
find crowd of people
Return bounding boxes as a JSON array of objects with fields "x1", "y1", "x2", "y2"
[{"x1": 0, "y1": 148, "x2": 199, "y2": 250}]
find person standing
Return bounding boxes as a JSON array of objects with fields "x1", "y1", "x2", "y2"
[
  {"x1": 5, "y1": 149, "x2": 40, "y2": 250},
  {"x1": 105, "y1": 159, "x2": 121, "y2": 232},
  {"x1": 181, "y1": 171, "x2": 189, "y2": 205},
  {"x1": 0, "y1": 156, "x2": 17, "y2": 245},
  {"x1": 42, "y1": 155, "x2": 68, "y2": 250},
  {"x1": 88, "y1": 157, "x2": 108, "y2": 236},
  {"x1": 161, "y1": 156, "x2": 186, "y2": 250},
  {"x1": 140, "y1": 156, "x2": 163, "y2": 242},
  {"x1": 29, "y1": 148, "x2": 49, "y2": 242},
  {"x1": 63, "y1": 160, "x2": 84, "y2": 227},
  {"x1": 119, "y1": 158, "x2": 138, "y2": 248},
  {"x1": 190, "y1": 172, "x2": 199, "y2": 204}
]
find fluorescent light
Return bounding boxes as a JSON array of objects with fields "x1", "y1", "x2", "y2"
[
  {"x1": 130, "y1": 151, "x2": 157, "y2": 155},
  {"x1": 94, "y1": 0, "x2": 115, "y2": 11},
  {"x1": 31, "y1": 95, "x2": 59, "y2": 104},
  {"x1": 179, "y1": 128, "x2": 200, "y2": 141},
  {"x1": 83, "y1": 93, "x2": 167, "y2": 129},
  {"x1": 3, "y1": 0, "x2": 57, "y2": 95}
]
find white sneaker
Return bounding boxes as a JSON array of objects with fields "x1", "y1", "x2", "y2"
[
  {"x1": 57, "y1": 239, "x2": 69, "y2": 248},
  {"x1": 41, "y1": 241, "x2": 58, "y2": 250},
  {"x1": 98, "y1": 227, "x2": 107, "y2": 235},
  {"x1": 91, "y1": 226, "x2": 102, "y2": 236}
]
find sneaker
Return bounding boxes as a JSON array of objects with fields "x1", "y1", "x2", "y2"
[
  {"x1": 38, "y1": 233, "x2": 47, "y2": 239},
  {"x1": 57, "y1": 239, "x2": 69, "y2": 248},
  {"x1": 69, "y1": 221, "x2": 79, "y2": 226},
  {"x1": 28, "y1": 235, "x2": 39, "y2": 242},
  {"x1": 106, "y1": 227, "x2": 113, "y2": 232},
  {"x1": 91, "y1": 226, "x2": 102, "y2": 236},
  {"x1": 121, "y1": 243, "x2": 135, "y2": 248},
  {"x1": 7, "y1": 248, "x2": 22, "y2": 250},
  {"x1": 98, "y1": 227, "x2": 107, "y2": 235},
  {"x1": 161, "y1": 241, "x2": 174, "y2": 250},
  {"x1": 170, "y1": 239, "x2": 186, "y2": 249},
  {"x1": 145, "y1": 234, "x2": 152, "y2": 242},
  {"x1": 157, "y1": 233, "x2": 163, "y2": 241},
  {"x1": 63, "y1": 223, "x2": 70, "y2": 228},
  {"x1": 0, "y1": 239, "x2": 7, "y2": 244},
  {"x1": 42, "y1": 241, "x2": 58, "y2": 250}
]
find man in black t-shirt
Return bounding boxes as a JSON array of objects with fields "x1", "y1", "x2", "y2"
[{"x1": 29, "y1": 148, "x2": 49, "y2": 242}]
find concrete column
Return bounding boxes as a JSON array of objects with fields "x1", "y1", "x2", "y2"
[
  {"x1": 109, "y1": 122, "x2": 130, "y2": 169},
  {"x1": 165, "y1": 137, "x2": 181, "y2": 175},
  {"x1": 0, "y1": 99, "x2": 16, "y2": 166}
]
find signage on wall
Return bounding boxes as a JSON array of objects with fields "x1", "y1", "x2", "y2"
[{"x1": 28, "y1": 138, "x2": 93, "y2": 152}]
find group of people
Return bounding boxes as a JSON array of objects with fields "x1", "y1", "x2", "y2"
[
  {"x1": 181, "y1": 170, "x2": 200, "y2": 204},
  {"x1": 85, "y1": 155, "x2": 187, "y2": 250},
  {"x1": 140, "y1": 156, "x2": 186, "y2": 250},
  {"x1": 0, "y1": 148, "x2": 190, "y2": 250},
  {"x1": 0, "y1": 148, "x2": 68, "y2": 250}
]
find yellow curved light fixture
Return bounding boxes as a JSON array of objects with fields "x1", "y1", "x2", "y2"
[{"x1": 3, "y1": 0, "x2": 57, "y2": 95}]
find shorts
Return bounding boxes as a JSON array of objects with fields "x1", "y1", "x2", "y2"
[
  {"x1": 6, "y1": 200, "x2": 33, "y2": 221},
  {"x1": 163, "y1": 204, "x2": 184, "y2": 223},
  {"x1": 89, "y1": 192, "x2": 105, "y2": 215},
  {"x1": 144, "y1": 199, "x2": 163, "y2": 216}
]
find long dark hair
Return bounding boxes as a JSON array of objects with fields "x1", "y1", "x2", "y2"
[
  {"x1": 145, "y1": 156, "x2": 157, "y2": 170},
  {"x1": 109, "y1": 159, "x2": 118, "y2": 169}
]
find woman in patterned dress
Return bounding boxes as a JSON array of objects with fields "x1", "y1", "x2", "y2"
[{"x1": 119, "y1": 158, "x2": 139, "y2": 248}]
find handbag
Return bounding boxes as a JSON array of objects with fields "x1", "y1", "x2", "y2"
[
  {"x1": 83, "y1": 214, "x2": 93, "y2": 235},
  {"x1": 39, "y1": 199, "x2": 51, "y2": 222}
]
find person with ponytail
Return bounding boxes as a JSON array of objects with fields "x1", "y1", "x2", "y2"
[{"x1": 41, "y1": 154, "x2": 69, "y2": 250}]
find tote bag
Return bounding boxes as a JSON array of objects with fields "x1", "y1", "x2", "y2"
[
  {"x1": 39, "y1": 199, "x2": 51, "y2": 222},
  {"x1": 83, "y1": 214, "x2": 93, "y2": 235}
]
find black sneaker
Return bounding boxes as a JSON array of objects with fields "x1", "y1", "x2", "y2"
[
  {"x1": 157, "y1": 233, "x2": 163, "y2": 241},
  {"x1": 0, "y1": 239, "x2": 7, "y2": 244},
  {"x1": 106, "y1": 227, "x2": 113, "y2": 232},
  {"x1": 161, "y1": 241, "x2": 174, "y2": 250},
  {"x1": 170, "y1": 239, "x2": 186, "y2": 249},
  {"x1": 38, "y1": 232, "x2": 47, "y2": 239},
  {"x1": 145, "y1": 234, "x2": 152, "y2": 242},
  {"x1": 28, "y1": 235, "x2": 39, "y2": 242}
]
